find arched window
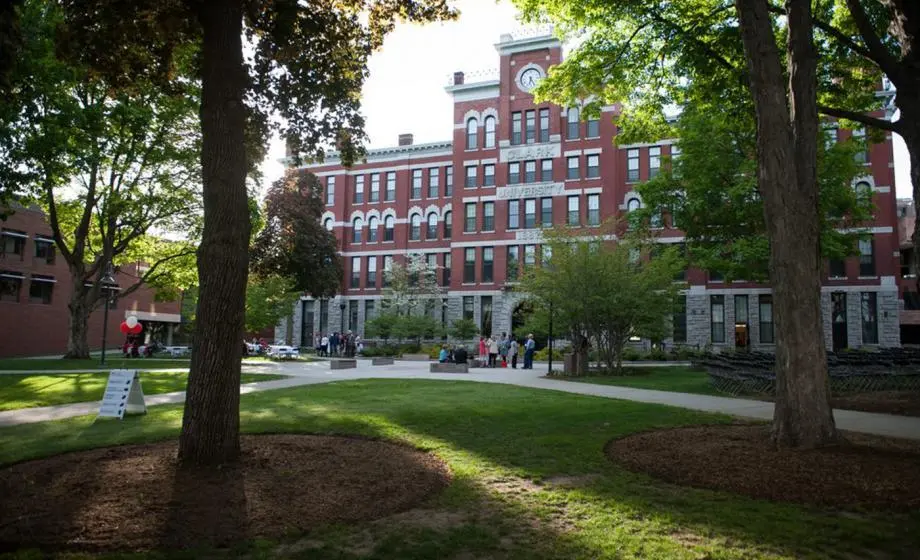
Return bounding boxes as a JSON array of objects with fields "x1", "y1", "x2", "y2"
[
  {"x1": 410, "y1": 214, "x2": 422, "y2": 241},
  {"x1": 323, "y1": 218, "x2": 334, "y2": 231},
  {"x1": 427, "y1": 213, "x2": 438, "y2": 239},
  {"x1": 384, "y1": 215, "x2": 395, "y2": 242},
  {"x1": 443, "y1": 211, "x2": 452, "y2": 239},
  {"x1": 566, "y1": 107, "x2": 580, "y2": 140},
  {"x1": 352, "y1": 217, "x2": 363, "y2": 243},
  {"x1": 855, "y1": 180, "x2": 873, "y2": 202},
  {"x1": 626, "y1": 198, "x2": 641, "y2": 212},
  {"x1": 484, "y1": 116, "x2": 496, "y2": 148},
  {"x1": 367, "y1": 216, "x2": 379, "y2": 242},
  {"x1": 466, "y1": 118, "x2": 478, "y2": 150}
]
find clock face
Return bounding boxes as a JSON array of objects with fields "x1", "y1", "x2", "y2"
[{"x1": 518, "y1": 67, "x2": 544, "y2": 92}]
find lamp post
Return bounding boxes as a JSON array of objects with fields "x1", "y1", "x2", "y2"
[
  {"x1": 99, "y1": 263, "x2": 118, "y2": 366},
  {"x1": 340, "y1": 301, "x2": 346, "y2": 333},
  {"x1": 547, "y1": 299, "x2": 554, "y2": 374}
]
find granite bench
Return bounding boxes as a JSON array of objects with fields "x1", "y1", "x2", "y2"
[
  {"x1": 430, "y1": 362, "x2": 469, "y2": 374},
  {"x1": 401, "y1": 353, "x2": 431, "y2": 361},
  {"x1": 371, "y1": 357, "x2": 395, "y2": 365},
  {"x1": 329, "y1": 359, "x2": 357, "y2": 370}
]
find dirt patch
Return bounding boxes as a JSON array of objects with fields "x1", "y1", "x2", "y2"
[
  {"x1": 543, "y1": 474, "x2": 602, "y2": 489},
  {"x1": 0, "y1": 434, "x2": 451, "y2": 553},
  {"x1": 831, "y1": 391, "x2": 920, "y2": 417},
  {"x1": 607, "y1": 425, "x2": 920, "y2": 511}
]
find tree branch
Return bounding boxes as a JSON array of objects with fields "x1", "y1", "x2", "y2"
[
  {"x1": 843, "y1": 0, "x2": 900, "y2": 78},
  {"x1": 817, "y1": 104, "x2": 899, "y2": 132}
]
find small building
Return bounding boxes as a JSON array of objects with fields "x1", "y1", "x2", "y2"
[{"x1": 0, "y1": 204, "x2": 183, "y2": 358}]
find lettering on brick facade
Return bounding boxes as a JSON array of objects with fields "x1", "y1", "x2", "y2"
[
  {"x1": 500, "y1": 143, "x2": 561, "y2": 162},
  {"x1": 515, "y1": 229, "x2": 545, "y2": 242},
  {"x1": 496, "y1": 183, "x2": 565, "y2": 200}
]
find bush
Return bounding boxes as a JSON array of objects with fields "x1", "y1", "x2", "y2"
[
  {"x1": 534, "y1": 347, "x2": 565, "y2": 362},
  {"x1": 648, "y1": 347, "x2": 668, "y2": 361},
  {"x1": 621, "y1": 348, "x2": 642, "y2": 362}
]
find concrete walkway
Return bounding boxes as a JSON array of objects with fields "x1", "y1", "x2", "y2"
[{"x1": 1, "y1": 360, "x2": 918, "y2": 441}]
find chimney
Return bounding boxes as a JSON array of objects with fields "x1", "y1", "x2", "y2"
[
  {"x1": 453, "y1": 71, "x2": 464, "y2": 85},
  {"x1": 398, "y1": 133, "x2": 414, "y2": 146}
]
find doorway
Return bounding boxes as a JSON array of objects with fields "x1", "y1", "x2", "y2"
[
  {"x1": 733, "y1": 295, "x2": 750, "y2": 349},
  {"x1": 831, "y1": 292, "x2": 848, "y2": 351}
]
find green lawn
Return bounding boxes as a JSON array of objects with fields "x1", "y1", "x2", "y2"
[
  {"x1": 556, "y1": 366, "x2": 723, "y2": 396},
  {"x1": 0, "y1": 372, "x2": 284, "y2": 411},
  {"x1": 0, "y1": 358, "x2": 194, "y2": 371},
  {"x1": 1, "y1": 379, "x2": 916, "y2": 559}
]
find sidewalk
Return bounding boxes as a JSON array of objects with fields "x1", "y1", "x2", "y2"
[{"x1": 1, "y1": 361, "x2": 917, "y2": 441}]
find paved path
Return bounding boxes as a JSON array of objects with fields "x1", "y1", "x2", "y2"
[{"x1": 0, "y1": 360, "x2": 917, "y2": 441}]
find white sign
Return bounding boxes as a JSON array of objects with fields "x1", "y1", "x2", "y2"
[
  {"x1": 500, "y1": 143, "x2": 561, "y2": 163},
  {"x1": 515, "y1": 229, "x2": 545, "y2": 242},
  {"x1": 98, "y1": 370, "x2": 147, "y2": 419},
  {"x1": 496, "y1": 183, "x2": 565, "y2": 200}
]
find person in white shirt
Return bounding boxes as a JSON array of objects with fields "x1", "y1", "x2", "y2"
[
  {"x1": 320, "y1": 335, "x2": 329, "y2": 357},
  {"x1": 488, "y1": 336, "x2": 499, "y2": 368},
  {"x1": 523, "y1": 333, "x2": 536, "y2": 369}
]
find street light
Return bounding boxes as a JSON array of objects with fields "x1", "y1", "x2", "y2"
[
  {"x1": 340, "y1": 301, "x2": 346, "y2": 333},
  {"x1": 99, "y1": 263, "x2": 119, "y2": 366},
  {"x1": 547, "y1": 299, "x2": 554, "y2": 374}
]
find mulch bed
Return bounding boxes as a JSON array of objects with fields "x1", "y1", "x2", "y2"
[
  {"x1": 830, "y1": 391, "x2": 920, "y2": 417},
  {"x1": 607, "y1": 424, "x2": 920, "y2": 511},
  {"x1": 0, "y1": 434, "x2": 451, "y2": 553}
]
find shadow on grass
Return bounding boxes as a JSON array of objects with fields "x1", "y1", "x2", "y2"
[{"x1": 1, "y1": 378, "x2": 918, "y2": 559}]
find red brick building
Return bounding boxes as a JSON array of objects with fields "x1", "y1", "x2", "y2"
[
  {"x1": 0, "y1": 204, "x2": 183, "y2": 358},
  {"x1": 281, "y1": 31, "x2": 901, "y2": 351}
]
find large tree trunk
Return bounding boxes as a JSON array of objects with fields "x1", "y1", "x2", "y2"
[
  {"x1": 177, "y1": 0, "x2": 250, "y2": 467},
  {"x1": 736, "y1": 0, "x2": 837, "y2": 448},
  {"x1": 64, "y1": 277, "x2": 91, "y2": 359}
]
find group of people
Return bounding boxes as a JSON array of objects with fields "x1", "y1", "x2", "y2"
[
  {"x1": 438, "y1": 333, "x2": 537, "y2": 369},
  {"x1": 122, "y1": 336, "x2": 156, "y2": 358},
  {"x1": 314, "y1": 331, "x2": 362, "y2": 357}
]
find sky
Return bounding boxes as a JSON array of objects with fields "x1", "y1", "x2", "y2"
[{"x1": 259, "y1": 0, "x2": 914, "y2": 199}]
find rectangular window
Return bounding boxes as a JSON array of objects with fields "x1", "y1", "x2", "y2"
[
  {"x1": 350, "y1": 256, "x2": 361, "y2": 289},
  {"x1": 711, "y1": 295, "x2": 725, "y2": 343},
  {"x1": 649, "y1": 146, "x2": 661, "y2": 179},
  {"x1": 1, "y1": 230, "x2": 26, "y2": 259},
  {"x1": 365, "y1": 300, "x2": 376, "y2": 323},
  {"x1": 464, "y1": 248, "x2": 476, "y2": 283},
  {"x1": 524, "y1": 245, "x2": 536, "y2": 266},
  {"x1": 506, "y1": 246, "x2": 519, "y2": 281},
  {"x1": 428, "y1": 168, "x2": 439, "y2": 198},
  {"x1": 349, "y1": 300, "x2": 359, "y2": 331},
  {"x1": 34, "y1": 239, "x2": 55, "y2": 264},
  {"x1": 759, "y1": 295, "x2": 774, "y2": 343},
  {"x1": 541, "y1": 159, "x2": 552, "y2": 182},
  {"x1": 325, "y1": 176, "x2": 335, "y2": 205},
  {"x1": 627, "y1": 149, "x2": 640, "y2": 182},
  {"x1": 354, "y1": 175, "x2": 365, "y2": 203},
  {"x1": 735, "y1": 294, "x2": 749, "y2": 325},
  {"x1": 586, "y1": 116, "x2": 600, "y2": 138},
  {"x1": 427, "y1": 253, "x2": 437, "y2": 276},
  {"x1": 829, "y1": 258, "x2": 846, "y2": 278},
  {"x1": 386, "y1": 172, "x2": 396, "y2": 201},
  {"x1": 853, "y1": 127, "x2": 869, "y2": 164},
  {"x1": 497, "y1": 200, "x2": 516, "y2": 233},
  {"x1": 709, "y1": 270, "x2": 724, "y2": 283},
  {"x1": 586, "y1": 154, "x2": 600, "y2": 178},
  {"x1": 525, "y1": 199, "x2": 537, "y2": 229},
  {"x1": 670, "y1": 145, "x2": 681, "y2": 178},
  {"x1": 673, "y1": 295, "x2": 687, "y2": 342},
  {"x1": 859, "y1": 238, "x2": 875, "y2": 276},
  {"x1": 541, "y1": 245, "x2": 552, "y2": 267},
  {"x1": 483, "y1": 201, "x2": 495, "y2": 231},
  {"x1": 482, "y1": 247, "x2": 494, "y2": 283},
  {"x1": 508, "y1": 162, "x2": 520, "y2": 184},
  {"x1": 539, "y1": 108, "x2": 550, "y2": 142},
  {"x1": 444, "y1": 212, "x2": 452, "y2": 239},
  {"x1": 480, "y1": 295, "x2": 493, "y2": 337},
  {"x1": 464, "y1": 203, "x2": 477, "y2": 233},
  {"x1": 567, "y1": 109, "x2": 579, "y2": 140},
  {"x1": 525, "y1": 110, "x2": 536, "y2": 143},
  {"x1": 426, "y1": 214, "x2": 437, "y2": 239},
  {"x1": 370, "y1": 173, "x2": 381, "y2": 202},
  {"x1": 540, "y1": 198, "x2": 553, "y2": 228},
  {"x1": 512, "y1": 112, "x2": 522, "y2": 145},
  {"x1": 445, "y1": 166, "x2": 453, "y2": 197},
  {"x1": 411, "y1": 169, "x2": 422, "y2": 199},
  {"x1": 463, "y1": 295, "x2": 474, "y2": 320},
  {"x1": 674, "y1": 243, "x2": 687, "y2": 281},
  {"x1": 383, "y1": 255, "x2": 393, "y2": 288},
  {"x1": 567, "y1": 195, "x2": 580, "y2": 226},
  {"x1": 367, "y1": 256, "x2": 377, "y2": 287},
  {"x1": 587, "y1": 194, "x2": 600, "y2": 226},
  {"x1": 443, "y1": 253, "x2": 452, "y2": 286},
  {"x1": 524, "y1": 160, "x2": 536, "y2": 183},
  {"x1": 465, "y1": 165, "x2": 477, "y2": 188},
  {"x1": 483, "y1": 164, "x2": 495, "y2": 187},
  {"x1": 0, "y1": 272, "x2": 22, "y2": 302},
  {"x1": 567, "y1": 156, "x2": 579, "y2": 180},
  {"x1": 861, "y1": 292, "x2": 878, "y2": 344},
  {"x1": 319, "y1": 300, "x2": 329, "y2": 333},
  {"x1": 29, "y1": 275, "x2": 54, "y2": 304}
]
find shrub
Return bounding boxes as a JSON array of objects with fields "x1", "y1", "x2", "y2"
[
  {"x1": 534, "y1": 347, "x2": 565, "y2": 362},
  {"x1": 621, "y1": 348, "x2": 642, "y2": 362}
]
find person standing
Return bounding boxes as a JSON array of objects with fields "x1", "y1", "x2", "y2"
[
  {"x1": 488, "y1": 336, "x2": 499, "y2": 368},
  {"x1": 509, "y1": 337, "x2": 519, "y2": 369},
  {"x1": 320, "y1": 334, "x2": 329, "y2": 357},
  {"x1": 499, "y1": 332, "x2": 508, "y2": 367},
  {"x1": 478, "y1": 336, "x2": 487, "y2": 364},
  {"x1": 523, "y1": 333, "x2": 536, "y2": 369}
]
